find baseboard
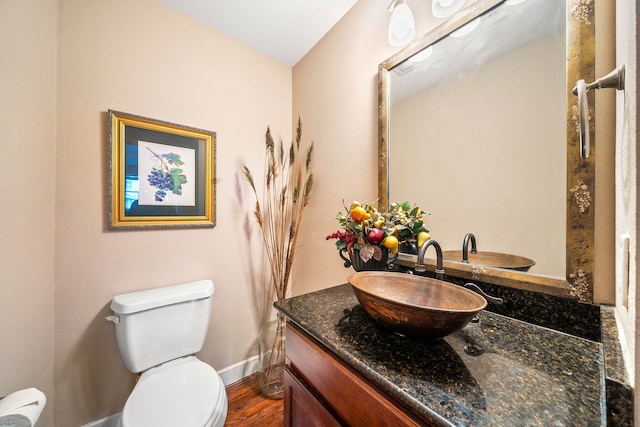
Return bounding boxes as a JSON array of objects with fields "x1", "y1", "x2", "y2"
[
  {"x1": 80, "y1": 356, "x2": 258, "y2": 426},
  {"x1": 218, "y1": 354, "x2": 259, "y2": 386}
]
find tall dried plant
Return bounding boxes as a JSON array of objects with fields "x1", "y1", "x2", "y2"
[{"x1": 243, "y1": 117, "x2": 314, "y2": 304}]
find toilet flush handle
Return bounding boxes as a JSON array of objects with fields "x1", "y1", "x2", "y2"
[{"x1": 105, "y1": 315, "x2": 120, "y2": 324}]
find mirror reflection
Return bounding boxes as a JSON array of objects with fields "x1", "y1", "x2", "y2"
[{"x1": 387, "y1": 0, "x2": 566, "y2": 278}]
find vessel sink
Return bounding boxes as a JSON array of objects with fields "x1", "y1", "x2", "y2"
[
  {"x1": 348, "y1": 271, "x2": 487, "y2": 339},
  {"x1": 441, "y1": 250, "x2": 536, "y2": 272}
]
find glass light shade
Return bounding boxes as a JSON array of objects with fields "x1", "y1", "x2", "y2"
[
  {"x1": 408, "y1": 46, "x2": 434, "y2": 63},
  {"x1": 432, "y1": 0, "x2": 465, "y2": 18},
  {"x1": 450, "y1": 17, "x2": 481, "y2": 37},
  {"x1": 388, "y1": 2, "x2": 415, "y2": 47}
]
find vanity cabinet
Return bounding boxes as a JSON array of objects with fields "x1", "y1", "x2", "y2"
[
  {"x1": 276, "y1": 284, "x2": 604, "y2": 426},
  {"x1": 284, "y1": 322, "x2": 430, "y2": 427}
]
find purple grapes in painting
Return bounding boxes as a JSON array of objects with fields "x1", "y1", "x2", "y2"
[{"x1": 147, "y1": 168, "x2": 175, "y2": 201}]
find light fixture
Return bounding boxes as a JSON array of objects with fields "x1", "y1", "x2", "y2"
[
  {"x1": 432, "y1": 0, "x2": 465, "y2": 19},
  {"x1": 409, "y1": 46, "x2": 434, "y2": 63},
  {"x1": 388, "y1": 0, "x2": 415, "y2": 47},
  {"x1": 450, "y1": 16, "x2": 481, "y2": 37}
]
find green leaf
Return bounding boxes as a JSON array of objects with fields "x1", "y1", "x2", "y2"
[
  {"x1": 162, "y1": 152, "x2": 184, "y2": 166},
  {"x1": 400, "y1": 201, "x2": 411, "y2": 211},
  {"x1": 170, "y1": 168, "x2": 187, "y2": 195}
]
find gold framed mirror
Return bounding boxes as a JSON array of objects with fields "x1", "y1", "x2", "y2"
[{"x1": 378, "y1": 0, "x2": 596, "y2": 303}]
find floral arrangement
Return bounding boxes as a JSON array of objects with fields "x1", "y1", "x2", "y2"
[{"x1": 326, "y1": 200, "x2": 430, "y2": 263}]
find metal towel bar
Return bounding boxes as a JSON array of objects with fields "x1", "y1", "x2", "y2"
[{"x1": 572, "y1": 66, "x2": 625, "y2": 159}]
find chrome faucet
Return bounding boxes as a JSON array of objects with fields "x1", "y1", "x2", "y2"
[
  {"x1": 462, "y1": 233, "x2": 477, "y2": 263},
  {"x1": 415, "y1": 239, "x2": 445, "y2": 280}
]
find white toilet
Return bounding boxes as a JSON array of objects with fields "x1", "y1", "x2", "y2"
[{"x1": 108, "y1": 279, "x2": 228, "y2": 427}]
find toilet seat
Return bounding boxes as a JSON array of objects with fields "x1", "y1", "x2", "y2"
[{"x1": 120, "y1": 356, "x2": 227, "y2": 427}]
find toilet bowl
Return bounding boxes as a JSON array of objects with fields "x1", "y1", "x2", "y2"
[
  {"x1": 118, "y1": 357, "x2": 227, "y2": 427},
  {"x1": 108, "y1": 280, "x2": 228, "y2": 427}
]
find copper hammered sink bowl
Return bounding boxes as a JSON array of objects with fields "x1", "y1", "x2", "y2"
[
  {"x1": 348, "y1": 271, "x2": 487, "y2": 339},
  {"x1": 441, "y1": 250, "x2": 536, "y2": 272}
]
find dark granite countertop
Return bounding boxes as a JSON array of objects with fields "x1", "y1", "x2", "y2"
[{"x1": 275, "y1": 283, "x2": 605, "y2": 426}]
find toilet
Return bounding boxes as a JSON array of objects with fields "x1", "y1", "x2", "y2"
[{"x1": 107, "y1": 279, "x2": 228, "y2": 427}]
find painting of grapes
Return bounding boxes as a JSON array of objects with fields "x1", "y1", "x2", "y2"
[
  {"x1": 138, "y1": 141, "x2": 196, "y2": 206},
  {"x1": 108, "y1": 110, "x2": 216, "y2": 229}
]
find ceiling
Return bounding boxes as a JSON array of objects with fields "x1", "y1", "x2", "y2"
[{"x1": 160, "y1": 0, "x2": 359, "y2": 67}]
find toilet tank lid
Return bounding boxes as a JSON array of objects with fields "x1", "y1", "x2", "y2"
[{"x1": 111, "y1": 280, "x2": 214, "y2": 314}]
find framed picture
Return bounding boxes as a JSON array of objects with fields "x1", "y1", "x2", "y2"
[{"x1": 108, "y1": 110, "x2": 216, "y2": 229}]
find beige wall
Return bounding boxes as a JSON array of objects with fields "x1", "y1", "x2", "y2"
[
  {"x1": 613, "y1": 0, "x2": 639, "y2": 418},
  {"x1": 594, "y1": 0, "x2": 618, "y2": 305},
  {"x1": 0, "y1": 1, "x2": 57, "y2": 426},
  {"x1": 292, "y1": 0, "x2": 445, "y2": 297},
  {"x1": 55, "y1": 0, "x2": 291, "y2": 425}
]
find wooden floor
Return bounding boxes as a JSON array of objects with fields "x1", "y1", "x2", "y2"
[{"x1": 225, "y1": 373, "x2": 284, "y2": 426}]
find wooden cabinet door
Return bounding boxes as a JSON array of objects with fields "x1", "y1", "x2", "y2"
[
  {"x1": 284, "y1": 365, "x2": 344, "y2": 427},
  {"x1": 286, "y1": 323, "x2": 428, "y2": 426}
]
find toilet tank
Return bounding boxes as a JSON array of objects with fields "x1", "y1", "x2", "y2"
[{"x1": 110, "y1": 280, "x2": 214, "y2": 373}]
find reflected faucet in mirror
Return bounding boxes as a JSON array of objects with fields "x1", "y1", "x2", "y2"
[
  {"x1": 462, "y1": 233, "x2": 477, "y2": 263},
  {"x1": 415, "y1": 239, "x2": 444, "y2": 280}
]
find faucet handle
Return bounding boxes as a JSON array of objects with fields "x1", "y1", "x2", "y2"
[{"x1": 464, "y1": 283, "x2": 504, "y2": 305}]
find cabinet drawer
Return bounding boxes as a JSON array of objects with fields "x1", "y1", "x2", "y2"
[{"x1": 286, "y1": 323, "x2": 427, "y2": 426}]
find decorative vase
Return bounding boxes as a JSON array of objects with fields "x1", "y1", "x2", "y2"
[
  {"x1": 399, "y1": 242, "x2": 418, "y2": 255},
  {"x1": 339, "y1": 247, "x2": 398, "y2": 271},
  {"x1": 258, "y1": 312, "x2": 286, "y2": 399}
]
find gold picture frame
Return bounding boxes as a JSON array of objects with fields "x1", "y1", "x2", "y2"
[{"x1": 108, "y1": 110, "x2": 216, "y2": 229}]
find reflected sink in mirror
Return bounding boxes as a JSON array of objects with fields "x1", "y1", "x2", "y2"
[
  {"x1": 441, "y1": 250, "x2": 536, "y2": 272},
  {"x1": 348, "y1": 271, "x2": 487, "y2": 339}
]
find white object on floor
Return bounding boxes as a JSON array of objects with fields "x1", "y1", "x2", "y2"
[{"x1": 0, "y1": 388, "x2": 46, "y2": 425}]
